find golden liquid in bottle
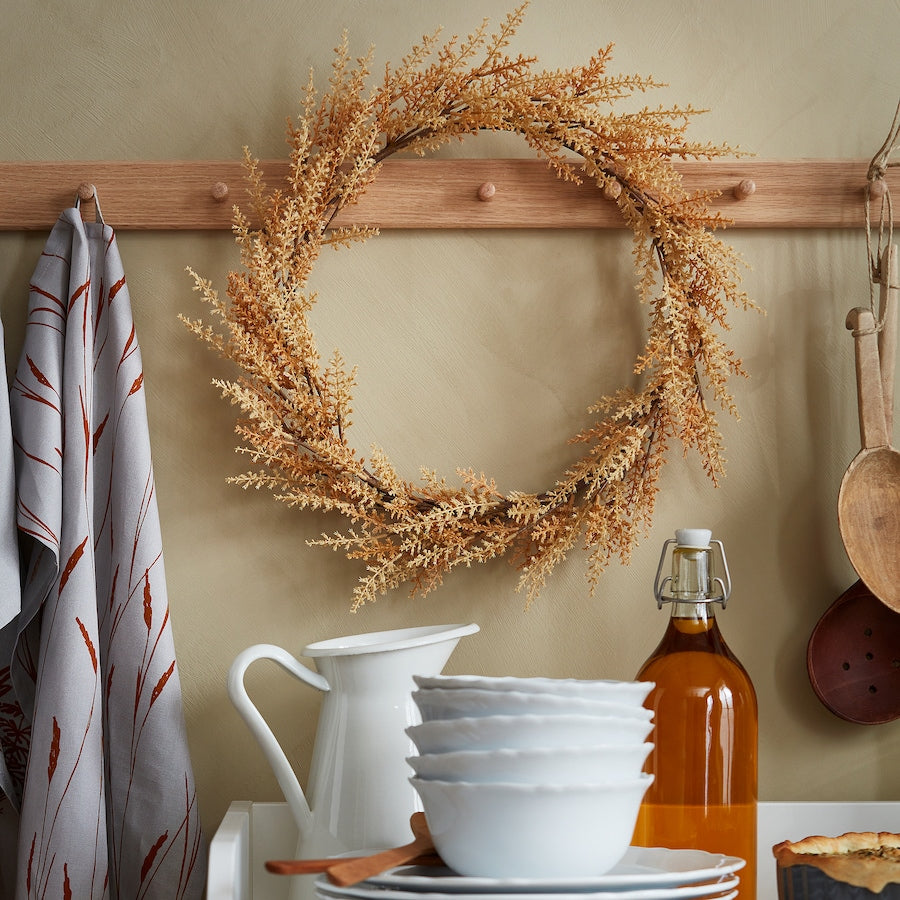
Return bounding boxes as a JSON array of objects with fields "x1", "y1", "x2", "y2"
[{"x1": 634, "y1": 610, "x2": 758, "y2": 899}]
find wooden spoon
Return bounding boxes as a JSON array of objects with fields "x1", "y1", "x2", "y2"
[
  {"x1": 327, "y1": 812, "x2": 434, "y2": 886},
  {"x1": 265, "y1": 813, "x2": 437, "y2": 880},
  {"x1": 837, "y1": 306, "x2": 900, "y2": 612},
  {"x1": 265, "y1": 851, "x2": 441, "y2": 876},
  {"x1": 809, "y1": 246, "x2": 900, "y2": 723}
]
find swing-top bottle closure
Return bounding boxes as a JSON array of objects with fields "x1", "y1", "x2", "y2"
[{"x1": 653, "y1": 527, "x2": 732, "y2": 609}]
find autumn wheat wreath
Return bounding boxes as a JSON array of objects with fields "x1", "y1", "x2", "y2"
[{"x1": 183, "y1": 6, "x2": 756, "y2": 609}]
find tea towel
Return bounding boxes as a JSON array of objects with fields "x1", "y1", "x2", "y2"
[
  {"x1": 0, "y1": 206, "x2": 206, "y2": 898},
  {"x1": 0, "y1": 309, "x2": 22, "y2": 899}
]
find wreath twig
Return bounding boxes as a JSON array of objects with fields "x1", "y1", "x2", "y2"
[{"x1": 182, "y1": 5, "x2": 757, "y2": 609}]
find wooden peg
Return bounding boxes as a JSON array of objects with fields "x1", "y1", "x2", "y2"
[
  {"x1": 477, "y1": 182, "x2": 496, "y2": 201},
  {"x1": 868, "y1": 177, "x2": 887, "y2": 200},
  {"x1": 76, "y1": 182, "x2": 96, "y2": 201},
  {"x1": 601, "y1": 179, "x2": 622, "y2": 201},
  {"x1": 211, "y1": 181, "x2": 229, "y2": 202},
  {"x1": 733, "y1": 178, "x2": 756, "y2": 200}
]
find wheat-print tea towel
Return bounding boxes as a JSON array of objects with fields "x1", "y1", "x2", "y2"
[
  {"x1": 0, "y1": 312, "x2": 20, "y2": 645},
  {"x1": 0, "y1": 206, "x2": 206, "y2": 898},
  {"x1": 0, "y1": 309, "x2": 23, "y2": 899}
]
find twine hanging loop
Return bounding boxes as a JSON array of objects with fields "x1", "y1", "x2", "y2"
[{"x1": 865, "y1": 98, "x2": 900, "y2": 318}]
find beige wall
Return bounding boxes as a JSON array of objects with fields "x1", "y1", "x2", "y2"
[{"x1": 2, "y1": 0, "x2": 899, "y2": 839}]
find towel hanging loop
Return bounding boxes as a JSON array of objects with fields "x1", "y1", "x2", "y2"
[{"x1": 74, "y1": 182, "x2": 106, "y2": 225}]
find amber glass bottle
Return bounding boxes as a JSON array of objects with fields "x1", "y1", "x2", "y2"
[{"x1": 633, "y1": 529, "x2": 758, "y2": 900}]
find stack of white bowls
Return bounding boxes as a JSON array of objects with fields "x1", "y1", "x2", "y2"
[{"x1": 405, "y1": 674, "x2": 655, "y2": 881}]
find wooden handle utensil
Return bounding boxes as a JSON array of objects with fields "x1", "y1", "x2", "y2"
[
  {"x1": 808, "y1": 247, "x2": 900, "y2": 724},
  {"x1": 325, "y1": 812, "x2": 435, "y2": 886},
  {"x1": 836, "y1": 307, "x2": 900, "y2": 613},
  {"x1": 265, "y1": 812, "x2": 438, "y2": 884},
  {"x1": 265, "y1": 850, "x2": 441, "y2": 876}
]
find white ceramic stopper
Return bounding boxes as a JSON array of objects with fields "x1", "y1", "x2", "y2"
[{"x1": 675, "y1": 528, "x2": 712, "y2": 549}]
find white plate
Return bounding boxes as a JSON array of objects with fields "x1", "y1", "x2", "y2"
[
  {"x1": 412, "y1": 675, "x2": 653, "y2": 703},
  {"x1": 315, "y1": 878, "x2": 740, "y2": 900},
  {"x1": 362, "y1": 848, "x2": 745, "y2": 893},
  {"x1": 412, "y1": 688, "x2": 654, "y2": 722}
]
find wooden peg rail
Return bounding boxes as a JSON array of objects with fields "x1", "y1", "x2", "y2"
[{"x1": 0, "y1": 158, "x2": 895, "y2": 231}]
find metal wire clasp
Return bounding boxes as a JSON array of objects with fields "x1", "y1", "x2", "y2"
[{"x1": 653, "y1": 537, "x2": 732, "y2": 609}]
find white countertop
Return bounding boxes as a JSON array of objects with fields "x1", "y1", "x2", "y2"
[{"x1": 209, "y1": 800, "x2": 900, "y2": 900}]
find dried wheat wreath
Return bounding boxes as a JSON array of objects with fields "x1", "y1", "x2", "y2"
[{"x1": 184, "y1": 6, "x2": 755, "y2": 609}]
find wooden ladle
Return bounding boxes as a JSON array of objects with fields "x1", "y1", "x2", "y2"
[
  {"x1": 809, "y1": 248, "x2": 900, "y2": 723},
  {"x1": 837, "y1": 306, "x2": 900, "y2": 613}
]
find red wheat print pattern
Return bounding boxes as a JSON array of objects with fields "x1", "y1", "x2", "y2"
[
  {"x1": 92, "y1": 411, "x2": 109, "y2": 453},
  {"x1": 28, "y1": 282, "x2": 65, "y2": 322},
  {"x1": 76, "y1": 617, "x2": 98, "y2": 673},
  {"x1": 0, "y1": 665, "x2": 30, "y2": 789},
  {"x1": 14, "y1": 357, "x2": 61, "y2": 415},
  {"x1": 67, "y1": 278, "x2": 89, "y2": 313},
  {"x1": 4, "y1": 211, "x2": 205, "y2": 897},
  {"x1": 58, "y1": 535, "x2": 88, "y2": 593},
  {"x1": 47, "y1": 718, "x2": 60, "y2": 784},
  {"x1": 25, "y1": 356, "x2": 55, "y2": 393},
  {"x1": 140, "y1": 831, "x2": 168, "y2": 885},
  {"x1": 108, "y1": 275, "x2": 126, "y2": 302},
  {"x1": 151, "y1": 662, "x2": 175, "y2": 709},
  {"x1": 26, "y1": 833, "x2": 35, "y2": 893},
  {"x1": 142, "y1": 573, "x2": 152, "y2": 632}
]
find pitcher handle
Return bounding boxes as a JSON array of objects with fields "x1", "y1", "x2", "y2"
[{"x1": 227, "y1": 644, "x2": 330, "y2": 840}]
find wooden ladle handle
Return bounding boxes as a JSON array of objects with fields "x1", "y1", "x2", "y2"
[
  {"x1": 325, "y1": 812, "x2": 434, "y2": 886},
  {"x1": 846, "y1": 307, "x2": 889, "y2": 450},
  {"x1": 265, "y1": 851, "x2": 441, "y2": 876}
]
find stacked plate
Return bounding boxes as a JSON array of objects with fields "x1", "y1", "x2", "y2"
[
  {"x1": 406, "y1": 675, "x2": 663, "y2": 881},
  {"x1": 313, "y1": 674, "x2": 743, "y2": 899},
  {"x1": 316, "y1": 676, "x2": 744, "y2": 900},
  {"x1": 314, "y1": 848, "x2": 745, "y2": 900}
]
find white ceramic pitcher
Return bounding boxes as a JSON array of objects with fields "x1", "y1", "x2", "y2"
[{"x1": 228, "y1": 623, "x2": 479, "y2": 860}]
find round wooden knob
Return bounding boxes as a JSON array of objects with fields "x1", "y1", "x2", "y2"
[
  {"x1": 733, "y1": 179, "x2": 756, "y2": 200},
  {"x1": 76, "y1": 182, "x2": 96, "y2": 201},
  {"x1": 868, "y1": 177, "x2": 887, "y2": 200},
  {"x1": 477, "y1": 182, "x2": 496, "y2": 201},
  {"x1": 211, "y1": 181, "x2": 229, "y2": 202},
  {"x1": 601, "y1": 179, "x2": 622, "y2": 200}
]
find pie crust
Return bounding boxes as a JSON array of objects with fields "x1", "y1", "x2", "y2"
[{"x1": 773, "y1": 832, "x2": 900, "y2": 893}]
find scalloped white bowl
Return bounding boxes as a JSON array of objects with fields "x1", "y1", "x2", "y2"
[
  {"x1": 406, "y1": 743, "x2": 653, "y2": 784},
  {"x1": 412, "y1": 687, "x2": 653, "y2": 723},
  {"x1": 413, "y1": 674, "x2": 654, "y2": 705},
  {"x1": 411, "y1": 775, "x2": 653, "y2": 878},
  {"x1": 406, "y1": 713, "x2": 654, "y2": 755}
]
